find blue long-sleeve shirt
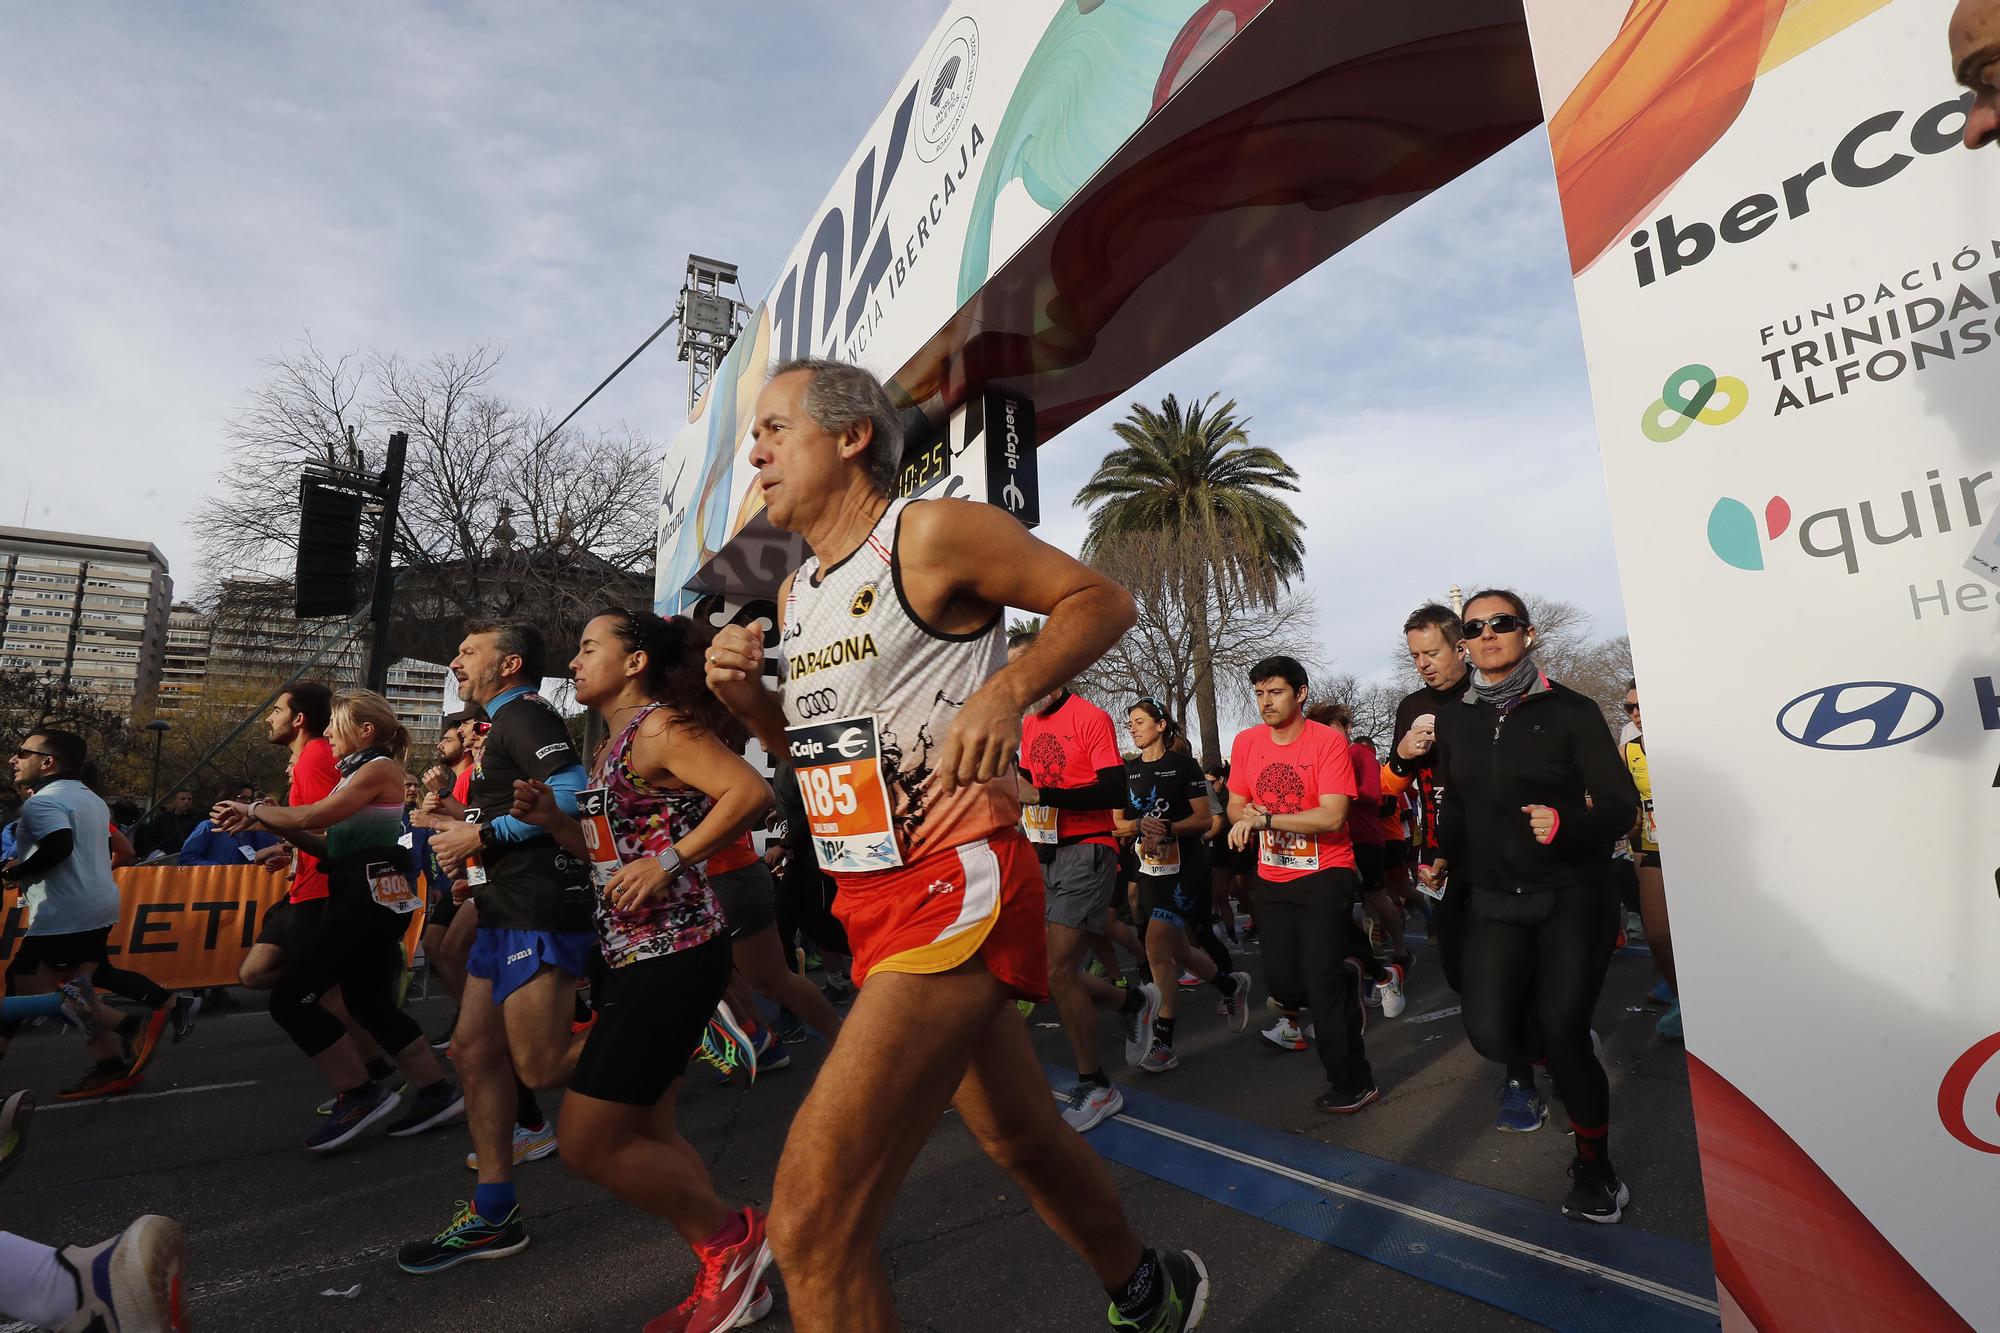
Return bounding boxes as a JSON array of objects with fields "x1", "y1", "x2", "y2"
[{"x1": 481, "y1": 684, "x2": 586, "y2": 843}]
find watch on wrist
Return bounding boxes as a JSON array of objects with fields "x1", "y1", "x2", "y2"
[
  {"x1": 1262, "y1": 811, "x2": 1273, "y2": 831},
  {"x1": 657, "y1": 847, "x2": 683, "y2": 879},
  {"x1": 478, "y1": 823, "x2": 497, "y2": 851}
]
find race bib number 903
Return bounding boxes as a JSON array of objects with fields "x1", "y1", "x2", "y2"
[{"x1": 787, "y1": 715, "x2": 903, "y2": 874}]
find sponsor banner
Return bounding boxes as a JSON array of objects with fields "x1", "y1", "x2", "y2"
[
  {"x1": 655, "y1": 0, "x2": 1256, "y2": 609},
  {"x1": 0, "y1": 866, "x2": 427, "y2": 990},
  {"x1": 896, "y1": 386, "x2": 1041, "y2": 527},
  {"x1": 1523, "y1": 0, "x2": 1998, "y2": 1325}
]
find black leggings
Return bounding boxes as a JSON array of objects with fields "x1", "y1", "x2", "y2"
[
  {"x1": 775, "y1": 861, "x2": 849, "y2": 964},
  {"x1": 1253, "y1": 870, "x2": 1371, "y2": 1094},
  {"x1": 1460, "y1": 880, "x2": 1619, "y2": 1128},
  {"x1": 269, "y1": 895, "x2": 421, "y2": 1060}
]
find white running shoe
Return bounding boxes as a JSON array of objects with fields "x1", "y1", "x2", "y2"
[
  {"x1": 1138, "y1": 1039, "x2": 1180, "y2": 1074},
  {"x1": 56, "y1": 1215, "x2": 188, "y2": 1333},
  {"x1": 466, "y1": 1120, "x2": 560, "y2": 1170},
  {"x1": 1375, "y1": 963, "x2": 1408, "y2": 1019},
  {"x1": 1261, "y1": 1017, "x2": 1307, "y2": 1051},
  {"x1": 1122, "y1": 982, "x2": 1162, "y2": 1067},
  {"x1": 1059, "y1": 1081, "x2": 1124, "y2": 1132},
  {"x1": 1221, "y1": 971, "x2": 1253, "y2": 1033}
]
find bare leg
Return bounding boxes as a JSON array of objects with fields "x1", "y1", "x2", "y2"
[
  {"x1": 1143, "y1": 919, "x2": 1182, "y2": 1022},
  {"x1": 1362, "y1": 889, "x2": 1408, "y2": 955},
  {"x1": 451, "y1": 976, "x2": 516, "y2": 1191},
  {"x1": 1637, "y1": 865, "x2": 1677, "y2": 993},
  {"x1": 308, "y1": 1036, "x2": 370, "y2": 1091},
  {"x1": 502, "y1": 965, "x2": 590, "y2": 1091},
  {"x1": 734, "y1": 924, "x2": 843, "y2": 1038},
  {"x1": 1047, "y1": 923, "x2": 1111, "y2": 1078},
  {"x1": 559, "y1": 1083, "x2": 730, "y2": 1246}
]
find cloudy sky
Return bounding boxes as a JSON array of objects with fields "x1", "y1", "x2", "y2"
[{"x1": 0, "y1": 2, "x2": 1624, "y2": 686}]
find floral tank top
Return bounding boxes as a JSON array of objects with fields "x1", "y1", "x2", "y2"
[{"x1": 592, "y1": 703, "x2": 724, "y2": 967}]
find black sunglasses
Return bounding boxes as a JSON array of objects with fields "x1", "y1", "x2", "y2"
[
  {"x1": 1463, "y1": 614, "x2": 1529, "y2": 638},
  {"x1": 12, "y1": 748, "x2": 53, "y2": 761},
  {"x1": 1623, "y1": 702, "x2": 1641, "y2": 714}
]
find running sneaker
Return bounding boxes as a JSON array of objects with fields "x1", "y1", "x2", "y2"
[
  {"x1": 676, "y1": 1207, "x2": 773, "y2": 1333},
  {"x1": 56, "y1": 1214, "x2": 189, "y2": 1333},
  {"x1": 646, "y1": 1283, "x2": 776, "y2": 1333},
  {"x1": 821, "y1": 972, "x2": 855, "y2": 1005},
  {"x1": 123, "y1": 1005, "x2": 171, "y2": 1079},
  {"x1": 1219, "y1": 972, "x2": 1253, "y2": 1033},
  {"x1": 1138, "y1": 1039, "x2": 1179, "y2": 1074},
  {"x1": 695, "y1": 1026, "x2": 741, "y2": 1081},
  {"x1": 751, "y1": 1026, "x2": 791, "y2": 1073},
  {"x1": 386, "y1": 1080, "x2": 466, "y2": 1137},
  {"x1": 169, "y1": 992, "x2": 202, "y2": 1044},
  {"x1": 1015, "y1": 999, "x2": 1038, "y2": 1020},
  {"x1": 316, "y1": 1071, "x2": 406, "y2": 1115},
  {"x1": 397, "y1": 1200, "x2": 529, "y2": 1273},
  {"x1": 1655, "y1": 1002, "x2": 1684, "y2": 1040},
  {"x1": 1177, "y1": 971, "x2": 1201, "y2": 989},
  {"x1": 466, "y1": 1120, "x2": 560, "y2": 1170},
  {"x1": 1562, "y1": 1157, "x2": 1630, "y2": 1224},
  {"x1": 1648, "y1": 979, "x2": 1677, "y2": 1007},
  {"x1": 1122, "y1": 982, "x2": 1162, "y2": 1067},
  {"x1": 712, "y1": 1002, "x2": 760, "y2": 1084},
  {"x1": 57, "y1": 979, "x2": 99, "y2": 1039},
  {"x1": 59, "y1": 1061, "x2": 141, "y2": 1101},
  {"x1": 1260, "y1": 1017, "x2": 1306, "y2": 1052},
  {"x1": 0, "y1": 1089, "x2": 33, "y2": 1186},
  {"x1": 1495, "y1": 1079, "x2": 1549, "y2": 1133},
  {"x1": 305, "y1": 1083, "x2": 399, "y2": 1153},
  {"x1": 1059, "y1": 1081, "x2": 1124, "y2": 1133},
  {"x1": 1107, "y1": 1248, "x2": 1209, "y2": 1332},
  {"x1": 802, "y1": 950, "x2": 823, "y2": 972},
  {"x1": 1374, "y1": 963, "x2": 1407, "y2": 1019},
  {"x1": 1315, "y1": 1084, "x2": 1380, "y2": 1115},
  {"x1": 1086, "y1": 958, "x2": 1108, "y2": 979}
]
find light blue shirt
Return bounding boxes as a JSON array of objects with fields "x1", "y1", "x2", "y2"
[{"x1": 15, "y1": 779, "x2": 120, "y2": 936}]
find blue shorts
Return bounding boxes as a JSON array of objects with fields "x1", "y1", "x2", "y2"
[{"x1": 466, "y1": 927, "x2": 598, "y2": 1005}]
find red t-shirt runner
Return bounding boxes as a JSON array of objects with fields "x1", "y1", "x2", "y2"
[
  {"x1": 1227, "y1": 718, "x2": 1357, "y2": 880},
  {"x1": 1345, "y1": 739, "x2": 1384, "y2": 848},
  {"x1": 1018, "y1": 692, "x2": 1120, "y2": 852},
  {"x1": 287, "y1": 735, "x2": 340, "y2": 903}
]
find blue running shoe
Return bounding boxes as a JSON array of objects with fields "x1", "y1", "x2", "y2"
[
  {"x1": 753, "y1": 1025, "x2": 791, "y2": 1072},
  {"x1": 712, "y1": 1001, "x2": 759, "y2": 1084},
  {"x1": 397, "y1": 1200, "x2": 529, "y2": 1273},
  {"x1": 1495, "y1": 1079, "x2": 1549, "y2": 1133},
  {"x1": 306, "y1": 1083, "x2": 398, "y2": 1152},
  {"x1": 1648, "y1": 979, "x2": 1677, "y2": 1006},
  {"x1": 1656, "y1": 1002, "x2": 1683, "y2": 1039}
]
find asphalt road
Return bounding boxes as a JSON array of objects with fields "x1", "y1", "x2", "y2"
[{"x1": 3, "y1": 927, "x2": 1712, "y2": 1332}]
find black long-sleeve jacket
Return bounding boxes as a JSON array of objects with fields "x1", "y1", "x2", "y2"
[{"x1": 1433, "y1": 676, "x2": 1638, "y2": 893}]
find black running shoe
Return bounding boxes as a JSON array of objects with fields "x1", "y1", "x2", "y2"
[
  {"x1": 1108, "y1": 1249, "x2": 1210, "y2": 1331},
  {"x1": 305, "y1": 1084, "x2": 398, "y2": 1152},
  {"x1": 60, "y1": 1061, "x2": 140, "y2": 1101},
  {"x1": 170, "y1": 992, "x2": 202, "y2": 1044},
  {"x1": 1561, "y1": 1156, "x2": 1630, "y2": 1224},
  {"x1": 398, "y1": 1201, "x2": 529, "y2": 1274},
  {"x1": 386, "y1": 1080, "x2": 466, "y2": 1138},
  {"x1": 1314, "y1": 1084, "x2": 1381, "y2": 1116}
]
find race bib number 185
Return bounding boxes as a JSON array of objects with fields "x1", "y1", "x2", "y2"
[{"x1": 787, "y1": 715, "x2": 904, "y2": 874}]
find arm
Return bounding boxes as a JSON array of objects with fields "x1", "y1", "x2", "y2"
[
  {"x1": 704, "y1": 577, "x2": 792, "y2": 760},
  {"x1": 1541, "y1": 700, "x2": 1641, "y2": 848},
  {"x1": 1266, "y1": 794, "x2": 1349, "y2": 836},
  {"x1": 486, "y1": 763, "x2": 585, "y2": 842},
  {"x1": 644, "y1": 718, "x2": 773, "y2": 868},
  {"x1": 3, "y1": 826, "x2": 74, "y2": 881},
  {"x1": 217, "y1": 760, "x2": 397, "y2": 834},
  {"x1": 1028, "y1": 764, "x2": 1126, "y2": 811},
  {"x1": 1380, "y1": 761, "x2": 1414, "y2": 798},
  {"x1": 898, "y1": 499, "x2": 1137, "y2": 790},
  {"x1": 108, "y1": 823, "x2": 137, "y2": 868},
  {"x1": 1168, "y1": 808, "x2": 1210, "y2": 838}
]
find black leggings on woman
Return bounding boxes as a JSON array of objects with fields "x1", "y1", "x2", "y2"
[
  {"x1": 1460, "y1": 878, "x2": 1619, "y2": 1130},
  {"x1": 270, "y1": 896, "x2": 421, "y2": 1059}
]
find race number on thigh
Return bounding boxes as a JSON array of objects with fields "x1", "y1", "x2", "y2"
[{"x1": 786, "y1": 715, "x2": 903, "y2": 874}]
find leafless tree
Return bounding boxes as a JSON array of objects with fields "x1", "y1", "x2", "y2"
[
  {"x1": 1081, "y1": 528, "x2": 1323, "y2": 764},
  {"x1": 1382, "y1": 590, "x2": 1633, "y2": 732}
]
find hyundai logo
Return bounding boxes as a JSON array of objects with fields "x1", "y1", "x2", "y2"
[{"x1": 1775, "y1": 681, "x2": 1943, "y2": 751}]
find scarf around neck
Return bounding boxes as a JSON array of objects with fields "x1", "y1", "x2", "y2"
[
  {"x1": 334, "y1": 746, "x2": 396, "y2": 778},
  {"x1": 1469, "y1": 656, "x2": 1545, "y2": 710}
]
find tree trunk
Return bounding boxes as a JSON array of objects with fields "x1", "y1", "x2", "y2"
[{"x1": 1186, "y1": 563, "x2": 1222, "y2": 766}]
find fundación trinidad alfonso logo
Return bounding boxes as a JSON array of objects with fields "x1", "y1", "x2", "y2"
[{"x1": 1640, "y1": 363, "x2": 1748, "y2": 443}]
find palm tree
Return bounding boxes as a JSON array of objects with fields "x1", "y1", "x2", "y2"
[{"x1": 1075, "y1": 393, "x2": 1305, "y2": 763}]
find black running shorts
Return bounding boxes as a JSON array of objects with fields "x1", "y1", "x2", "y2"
[
  {"x1": 568, "y1": 937, "x2": 732, "y2": 1106},
  {"x1": 709, "y1": 862, "x2": 776, "y2": 941},
  {"x1": 11, "y1": 926, "x2": 113, "y2": 972}
]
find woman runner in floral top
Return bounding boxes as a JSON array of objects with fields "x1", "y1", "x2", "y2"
[{"x1": 512, "y1": 608, "x2": 776, "y2": 1333}]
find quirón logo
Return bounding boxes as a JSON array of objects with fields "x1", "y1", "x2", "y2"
[
  {"x1": 1707, "y1": 466, "x2": 1995, "y2": 574},
  {"x1": 1641, "y1": 363, "x2": 1748, "y2": 442},
  {"x1": 1706, "y1": 496, "x2": 1792, "y2": 570}
]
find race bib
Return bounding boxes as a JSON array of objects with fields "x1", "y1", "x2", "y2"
[
  {"x1": 1138, "y1": 832, "x2": 1181, "y2": 876},
  {"x1": 366, "y1": 861, "x2": 420, "y2": 914},
  {"x1": 787, "y1": 714, "x2": 903, "y2": 874},
  {"x1": 1640, "y1": 797, "x2": 1659, "y2": 846},
  {"x1": 576, "y1": 787, "x2": 623, "y2": 890},
  {"x1": 462, "y1": 808, "x2": 488, "y2": 887},
  {"x1": 1022, "y1": 804, "x2": 1058, "y2": 846},
  {"x1": 1259, "y1": 828, "x2": 1320, "y2": 873}
]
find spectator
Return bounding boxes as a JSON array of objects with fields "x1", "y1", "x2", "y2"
[
  {"x1": 1951, "y1": 0, "x2": 1999, "y2": 149},
  {"x1": 132, "y1": 791, "x2": 202, "y2": 859},
  {"x1": 178, "y1": 780, "x2": 279, "y2": 867}
]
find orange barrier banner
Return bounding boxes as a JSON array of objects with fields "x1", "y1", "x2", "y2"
[{"x1": 0, "y1": 865, "x2": 426, "y2": 991}]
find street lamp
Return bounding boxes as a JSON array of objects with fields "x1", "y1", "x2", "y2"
[{"x1": 144, "y1": 719, "x2": 171, "y2": 807}]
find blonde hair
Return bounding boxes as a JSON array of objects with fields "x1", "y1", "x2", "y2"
[{"x1": 329, "y1": 688, "x2": 411, "y2": 765}]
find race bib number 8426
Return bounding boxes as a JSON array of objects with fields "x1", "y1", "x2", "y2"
[{"x1": 787, "y1": 714, "x2": 903, "y2": 874}]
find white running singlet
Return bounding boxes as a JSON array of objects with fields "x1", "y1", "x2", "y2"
[{"x1": 780, "y1": 498, "x2": 1017, "y2": 875}]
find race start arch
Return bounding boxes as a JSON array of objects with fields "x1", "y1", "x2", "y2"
[{"x1": 655, "y1": 3, "x2": 2000, "y2": 1328}]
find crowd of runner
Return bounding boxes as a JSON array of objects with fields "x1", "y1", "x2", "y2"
[{"x1": 0, "y1": 359, "x2": 1680, "y2": 1333}]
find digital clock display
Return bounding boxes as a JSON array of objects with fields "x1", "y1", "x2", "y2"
[{"x1": 898, "y1": 438, "x2": 949, "y2": 499}]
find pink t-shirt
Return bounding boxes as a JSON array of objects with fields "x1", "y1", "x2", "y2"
[
  {"x1": 1345, "y1": 739, "x2": 1384, "y2": 847},
  {"x1": 287, "y1": 736, "x2": 340, "y2": 904},
  {"x1": 1228, "y1": 719, "x2": 1357, "y2": 880}
]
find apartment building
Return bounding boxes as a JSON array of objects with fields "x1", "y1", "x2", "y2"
[{"x1": 0, "y1": 525, "x2": 173, "y2": 713}]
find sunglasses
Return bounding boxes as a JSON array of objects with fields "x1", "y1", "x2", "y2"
[
  {"x1": 11, "y1": 748, "x2": 52, "y2": 761},
  {"x1": 1623, "y1": 702, "x2": 1641, "y2": 714},
  {"x1": 1462, "y1": 614, "x2": 1529, "y2": 638}
]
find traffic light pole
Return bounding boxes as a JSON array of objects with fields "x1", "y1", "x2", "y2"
[{"x1": 363, "y1": 430, "x2": 408, "y2": 693}]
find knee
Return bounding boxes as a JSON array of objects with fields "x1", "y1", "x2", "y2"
[
  {"x1": 557, "y1": 1128, "x2": 615, "y2": 1182},
  {"x1": 1460, "y1": 1011, "x2": 1510, "y2": 1063},
  {"x1": 447, "y1": 1019, "x2": 503, "y2": 1075},
  {"x1": 768, "y1": 1163, "x2": 847, "y2": 1274},
  {"x1": 512, "y1": 1042, "x2": 566, "y2": 1091},
  {"x1": 239, "y1": 959, "x2": 277, "y2": 990}
]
